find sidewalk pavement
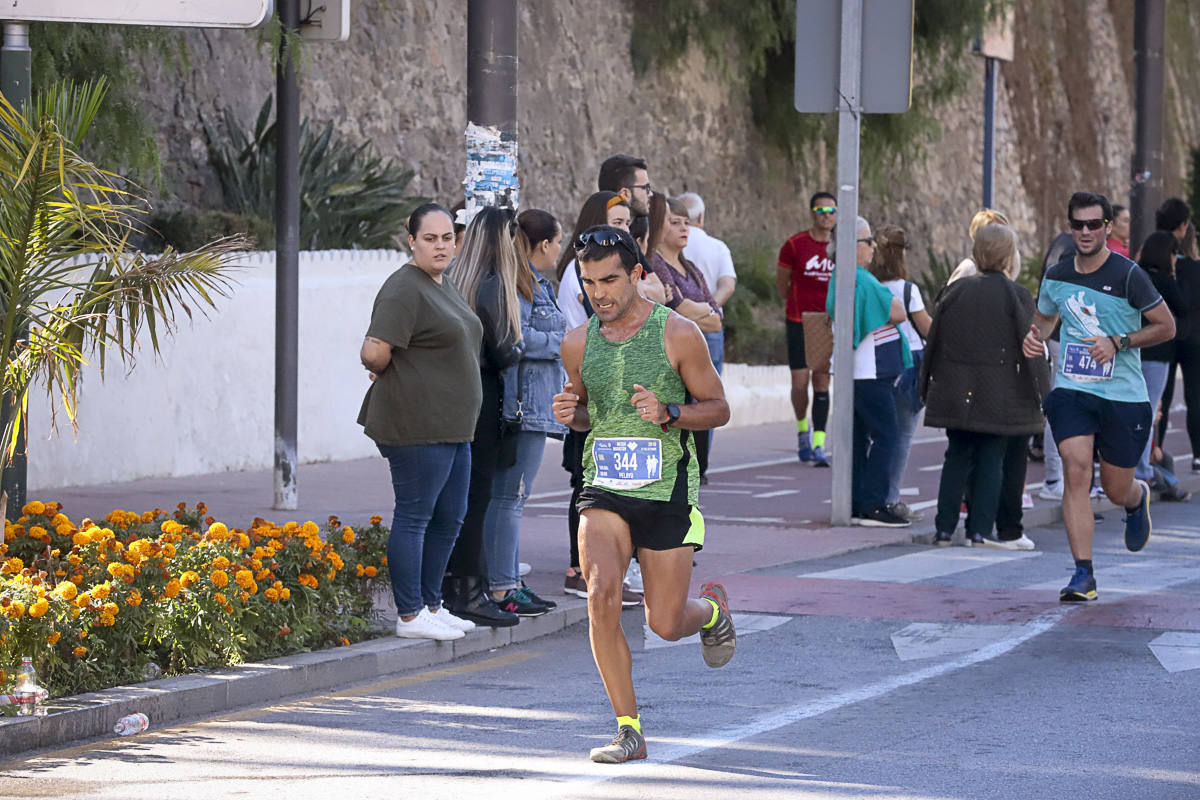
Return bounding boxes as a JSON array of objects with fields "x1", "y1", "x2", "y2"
[{"x1": 6, "y1": 415, "x2": 1197, "y2": 759}]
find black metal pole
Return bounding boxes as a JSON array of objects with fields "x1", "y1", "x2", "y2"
[
  {"x1": 274, "y1": 1, "x2": 300, "y2": 510},
  {"x1": 1, "y1": 22, "x2": 30, "y2": 520},
  {"x1": 1131, "y1": 0, "x2": 1165, "y2": 253},
  {"x1": 467, "y1": 0, "x2": 517, "y2": 139},
  {"x1": 982, "y1": 56, "x2": 996, "y2": 209}
]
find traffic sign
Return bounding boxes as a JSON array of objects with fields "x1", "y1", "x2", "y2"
[
  {"x1": 2, "y1": 1, "x2": 273, "y2": 28},
  {"x1": 794, "y1": 0, "x2": 914, "y2": 114},
  {"x1": 301, "y1": 0, "x2": 350, "y2": 41}
]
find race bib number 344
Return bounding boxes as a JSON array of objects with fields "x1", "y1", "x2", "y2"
[
  {"x1": 1062, "y1": 342, "x2": 1114, "y2": 382},
  {"x1": 592, "y1": 437, "x2": 663, "y2": 490}
]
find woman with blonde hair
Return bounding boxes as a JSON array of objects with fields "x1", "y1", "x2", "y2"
[
  {"x1": 948, "y1": 208, "x2": 1021, "y2": 284},
  {"x1": 921, "y1": 224, "x2": 1050, "y2": 547},
  {"x1": 443, "y1": 206, "x2": 528, "y2": 626}
]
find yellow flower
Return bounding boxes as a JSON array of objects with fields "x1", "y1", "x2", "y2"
[
  {"x1": 56, "y1": 523, "x2": 74, "y2": 537},
  {"x1": 29, "y1": 526, "x2": 48, "y2": 540},
  {"x1": 47, "y1": 632, "x2": 60, "y2": 645},
  {"x1": 370, "y1": 515, "x2": 383, "y2": 525},
  {"x1": 180, "y1": 571, "x2": 200, "y2": 588},
  {"x1": 206, "y1": 522, "x2": 229, "y2": 541},
  {"x1": 234, "y1": 569, "x2": 254, "y2": 589},
  {"x1": 51, "y1": 513, "x2": 69, "y2": 526},
  {"x1": 212, "y1": 556, "x2": 230, "y2": 571},
  {"x1": 91, "y1": 582, "x2": 111, "y2": 600},
  {"x1": 127, "y1": 590, "x2": 142, "y2": 607},
  {"x1": 164, "y1": 579, "x2": 182, "y2": 598},
  {"x1": 235, "y1": 533, "x2": 250, "y2": 549},
  {"x1": 9, "y1": 601, "x2": 24, "y2": 618},
  {"x1": 297, "y1": 573, "x2": 318, "y2": 589},
  {"x1": 213, "y1": 592, "x2": 228, "y2": 605},
  {"x1": 341, "y1": 527, "x2": 355, "y2": 544},
  {"x1": 98, "y1": 613, "x2": 116, "y2": 626},
  {"x1": 279, "y1": 587, "x2": 291, "y2": 601},
  {"x1": 301, "y1": 521, "x2": 320, "y2": 537},
  {"x1": 265, "y1": 587, "x2": 280, "y2": 602},
  {"x1": 355, "y1": 563, "x2": 365, "y2": 577},
  {"x1": 22, "y1": 501, "x2": 45, "y2": 516},
  {"x1": 29, "y1": 599, "x2": 49, "y2": 618},
  {"x1": 2, "y1": 557, "x2": 24, "y2": 574},
  {"x1": 210, "y1": 570, "x2": 229, "y2": 588},
  {"x1": 54, "y1": 582, "x2": 77, "y2": 601},
  {"x1": 238, "y1": 591, "x2": 250, "y2": 603},
  {"x1": 75, "y1": 592, "x2": 92, "y2": 608},
  {"x1": 73, "y1": 646, "x2": 87, "y2": 658},
  {"x1": 162, "y1": 543, "x2": 177, "y2": 558},
  {"x1": 365, "y1": 566, "x2": 377, "y2": 578},
  {"x1": 161, "y1": 520, "x2": 183, "y2": 536},
  {"x1": 107, "y1": 562, "x2": 124, "y2": 578}
]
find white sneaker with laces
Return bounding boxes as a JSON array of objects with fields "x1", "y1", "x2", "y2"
[
  {"x1": 428, "y1": 605, "x2": 476, "y2": 632},
  {"x1": 518, "y1": 561, "x2": 531, "y2": 577},
  {"x1": 395, "y1": 607, "x2": 464, "y2": 641},
  {"x1": 979, "y1": 534, "x2": 1036, "y2": 551},
  {"x1": 1038, "y1": 481, "x2": 1063, "y2": 501},
  {"x1": 623, "y1": 561, "x2": 644, "y2": 594}
]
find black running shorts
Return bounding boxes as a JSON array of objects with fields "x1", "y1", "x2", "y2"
[{"x1": 577, "y1": 486, "x2": 704, "y2": 551}]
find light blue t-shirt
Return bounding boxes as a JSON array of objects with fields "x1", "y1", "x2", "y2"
[{"x1": 1036, "y1": 253, "x2": 1162, "y2": 402}]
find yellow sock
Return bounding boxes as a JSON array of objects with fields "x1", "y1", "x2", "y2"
[
  {"x1": 797, "y1": 418, "x2": 809, "y2": 433},
  {"x1": 813, "y1": 430, "x2": 826, "y2": 448},
  {"x1": 617, "y1": 714, "x2": 641, "y2": 734},
  {"x1": 702, "y1": 597, "x2": 720, "y2": 628}
]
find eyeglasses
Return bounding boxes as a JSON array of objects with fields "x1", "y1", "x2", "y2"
[
  {"x1": 812, "y1": 206, "x2": 837, "y2": 215},
  {"x1": 628, "y1": 182, "x2": 653, "y2": 194},
  {"x1": 575, "y1": 229, "x2": 641, "y2": 262},
  {"x1": 857, "y1": 237, "x2": 876, "y2": 246},
  {"x1": 1069, "y1": 217, "x2": 1108, "y2": 231}
]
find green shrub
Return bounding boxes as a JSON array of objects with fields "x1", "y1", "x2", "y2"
[
  {"x1": 144, "y1": 210, "x2": 274, "y2": 254},
  {"x1": 723, "y1": 236, "x2": 787, "y2": 364}
]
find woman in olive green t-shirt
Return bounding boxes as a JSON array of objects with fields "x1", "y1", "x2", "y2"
[{"x1": 358, "y1": 203, "x2": 483, "y2": 641}]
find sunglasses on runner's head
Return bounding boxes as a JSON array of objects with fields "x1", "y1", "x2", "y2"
[
  {"x1": 1069, "y1": 217, "x2": 1108, "y2": 231},
  {"x1": 575, "y1": 229, "x2": 641, "y2": 262},
  {"x1": 812, "y1": 206, "x2": 837, "y2": 215}
]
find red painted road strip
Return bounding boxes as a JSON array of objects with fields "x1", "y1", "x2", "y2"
[{"x1": 717, "y1": 573, "x2": 1200, "y2": 631}]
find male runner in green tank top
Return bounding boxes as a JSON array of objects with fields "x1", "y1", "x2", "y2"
[{"x1": 553, "y1": 225, "x2": 735, "y2": 764}]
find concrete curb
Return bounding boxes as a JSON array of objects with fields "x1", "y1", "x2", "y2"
[{"x1": 0, "y1": 599, "x2": 590, "y2": 760}]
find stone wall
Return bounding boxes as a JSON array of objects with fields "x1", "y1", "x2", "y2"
[{"x1": 135, "y1": 0, "x2": 1199, "y2": 273}]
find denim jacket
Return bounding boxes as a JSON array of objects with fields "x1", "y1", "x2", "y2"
[{"x1": 501, "y1": 270, "x2": 567, "y2": 434}]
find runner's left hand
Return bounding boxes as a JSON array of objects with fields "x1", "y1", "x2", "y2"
[
  {"x1": 631, "y1": 384, "x2": 667, "y2": 425},
  {"x1": 1081, "y1": 335, "x2": 1117, "y2": 364}
]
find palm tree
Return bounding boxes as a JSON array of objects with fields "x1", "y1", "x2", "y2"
[{"x1": 0, "y1": 80, "x2": 244, "y2": 519}]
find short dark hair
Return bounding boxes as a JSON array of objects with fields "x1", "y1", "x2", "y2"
[
  {"x1": 1155, "y1": 197, "x2": 1191, "y2": 232},
  {"x1": 628, "y1": 213, "x2": 649, "y2": 243},
  {"x1": 1112, "y1": 204, "x2": 1127, "y2": 217},
  {"x1": 1068, "y1": 191, "x2": 1113, "y2": 223},
  {"x1": 598, "y1": 154, "x2": 648, "y2": 193},
  {"x1": 517, "y1": 208, "x2": 559, "y2": 248},
  {"x1": 810, "y1": 191, "x2": 836, "y2": 209},
  {"x1": 408, "y1": 203, "x2": 453, "y2": 236},
  {"x1": 574, "y1": 225, "x2": 639, "y2": 273}
]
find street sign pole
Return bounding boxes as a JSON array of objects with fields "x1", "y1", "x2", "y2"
[
  {"x1": 274, "y1": 0, "x2": 300, "y2": 510},
  {"x1": 982, "y1": 56, "x2": 996, "y2": 208},
  {"x1": 829, "y1": 0, "x2": 863, "y2": 527}
]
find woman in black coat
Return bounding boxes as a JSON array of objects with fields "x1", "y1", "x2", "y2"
[{"x1": 920, "y1": 224, "x2": 1051, "y2": 546}]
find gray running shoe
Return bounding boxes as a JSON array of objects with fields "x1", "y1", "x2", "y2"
[
  {"x1": 589, "y1": 725, "x2": 647, "y2": 763},
  {"x1": 698, "y1": 581, "x2": 736, "y2": 668}
]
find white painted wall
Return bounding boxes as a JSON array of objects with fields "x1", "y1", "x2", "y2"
[{"x1": 26, "y1": 251, "x2": 794, "y2": 489}]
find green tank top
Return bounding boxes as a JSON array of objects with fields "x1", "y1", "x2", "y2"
[{"x1": 581, "y1": 303, "x2": 697, "y2": 504}]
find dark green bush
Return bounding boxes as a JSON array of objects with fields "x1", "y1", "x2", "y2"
[
  {"x1": 723, "y1": 236, "x2": 787, "y2": 365},
  {"x1": 144, "y1": 210, "x2": 273, "y2": 254}
]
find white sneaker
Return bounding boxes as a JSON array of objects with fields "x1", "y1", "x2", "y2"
[
  {"x1": 623, "y1": 561, "x2": 644, "y2": 594},
  {"x1": 518, "y1": 561, "x2": 531, "y2": 577},
  {"x1": 395, "y1": 607, "x2": 464, "y2": 641},
  {"x1": 1038, "y1": 481, "x2": 1063, "y2": 501},
  {"x1": 979, "y1": 533, "x2": 1036, "y2": 551},
  {"x1": 1021, "y1": 493, "x2": 1034, "y2": 509},
  {"x1": 428, "y1": 605, "x2": 476, "y2": 633}
]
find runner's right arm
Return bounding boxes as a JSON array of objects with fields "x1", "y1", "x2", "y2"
[
  {"x1": 554, "y1": 325, "x2": 591, "y2": 432},
  {"x1": 1023, "y1": 310, "x2": 1059, "y2": 358}
]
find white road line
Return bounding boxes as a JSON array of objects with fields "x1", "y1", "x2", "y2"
[
  {"x1": 801, "y1": 549, "x2": 1040, "y2": 583},
  {"x1": 696, "y1": 488, "x2": 753, "y2": 495},
  {"x1": 907, "y1": 481, "x2": 1046, "y2": 512},
  {"x1": 1023, "y1": 558, "x2": 1200, "y2": 594},
  {"x1": 755, "y1": 474, "x2": 795, "y2": 482},
  {"x1": 752, "y1": 489, "x2": 799, "y2": 499},
  {"x1": 531, "y1": 608, "x2": 1068, "y2": 797},
  {"x1": 919, "y1": 464, "x2": 942, "y2": 472},
  {"x1": 702, "y1": 515, "x2": 788, "y2": 524}
]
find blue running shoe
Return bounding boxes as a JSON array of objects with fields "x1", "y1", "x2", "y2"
[
  {"x1": 1123, "y1": 479, "x2": 1152, "y2": 552},
  {"x1": 812, "y1": 445, "x2": 830, "y2": 467},
  {"x1": 1059, "y1": 567, "x2": 1097, "y2": 602},
  {"x1": 797, "y1": 431, "x2": 813, "y2": 462}
]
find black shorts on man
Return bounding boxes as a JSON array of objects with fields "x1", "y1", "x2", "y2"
[
  {"x1": 785, "y1": 319, "x2": 808, "y2": 370},
  {"x1": 577, "y1": 487, "x2": 705, "y2": 551}
]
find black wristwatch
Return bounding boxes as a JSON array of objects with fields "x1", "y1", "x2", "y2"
[
  {"x1": 1119, "y1": 334, "x2": 1133, "y2": 351},
  {"x1": 660, "y1": 403, "x2": 681, "y2": 431}
]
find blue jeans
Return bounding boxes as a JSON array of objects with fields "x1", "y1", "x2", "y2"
[
  {"x1": 700, "y1": 329, "x2": 725, "y2": 470},
  {"x1": 1136, "y1": 360, "x2": 1171, "y2": 481},
  {"x1": 483, "y1": 431, "x2": 547, "y2": 591},
  {"x1": 853, "y1": 377, "x2": 899, "y2": 516},
  {"x1": 887, "y1": 363, "x2": 922, "y2": 505},
  {"x1": 377, "y1": 442, "x2": 471, "y2": 617}
]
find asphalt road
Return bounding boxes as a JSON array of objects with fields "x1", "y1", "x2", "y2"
[{"x1": 3, "y1": 496, "x2": 1198, "y2": 800}]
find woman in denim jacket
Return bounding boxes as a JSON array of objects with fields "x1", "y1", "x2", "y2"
[{"x1": 483, "y1": 209, "x2": 567, "y2": 614}]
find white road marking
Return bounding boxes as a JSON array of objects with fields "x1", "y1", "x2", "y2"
[
  {"x1": 907, "y1": 481, "x2": 1047, "y2": 512},
  {"x1": 752, "y1": 489, "x2": 798, "y2": 499},
  {"x1": 919, "y1": 464, "x2": 942, "y2": 472},
  {"x1": 1148, "y1": 632, "x2": 1200, "y2": 673},
  {"x1": 890, "y1": 622, "x2": 1027, "y2": 661},
  {"x1": 801, "y1": 549, "x2": 1040, "y2": 583},
  {"x1": 1022, "y1": 558, "x2": 1200, "y2": 595},
  {"x1": 702, "y1": 515, "x2": 788, "y2": 524},
  {"x1": 697, "y1": 488, "x2": 753, "y2": 495},
  {"x1": 755, "y1": 475, "x2": 795, "y2": 482},
  {"x1": 643, "y1": 613, "x2": 791, "y2": 650},
  {"x1": 899, "y1": 487, "x2": 919, "y2": 496}
]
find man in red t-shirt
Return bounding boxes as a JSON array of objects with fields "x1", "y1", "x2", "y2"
[{"x1": 776, "y1": 191, "x2": 836, "y2": 465}]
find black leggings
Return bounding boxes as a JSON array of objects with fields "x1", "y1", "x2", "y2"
[
  {"x1": 1164, "y1": 345, "x2": 1200, "y2": 454},
  {"x1": 446, "y1": 372, "x2": 500, "y2": 579},
  {"x1": 563, "y1": 428, "x2": 587, "y2": 570}
]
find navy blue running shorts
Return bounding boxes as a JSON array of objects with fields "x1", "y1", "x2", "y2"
[{"x1": 1043, "y1": 388, "x2": 1152, "y2": 469}]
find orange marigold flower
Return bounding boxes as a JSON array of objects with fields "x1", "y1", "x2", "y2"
[
  {"x1": 70, "y1": 574, "x2": 84, "y2": 585},
  {"x1": 238, "y1": 591, "x2": 250, "y2": 603},
  {"x1": 381, "y1": 555, "x2": 388, "y2": 566},
  {"x1": 29, "y1": 526, "x2": 47, "y2": 540},
  {"x1": 47, "y1": 632, "x2": 60, "y2": 645},
  {"x1": 22, "y1": 501, "x2": 46, "y2": 516},
  {"x1": 92, "y1": 582, "x2": 111, "y2": 600},
  {"x1": 127, "y1": 590, "x2": 142, "y2": 607},
  {"x1": 73, "y1": 646, "x2": 87, "y2": 658},
  {"x1": 210, "y1": 570, "x2": 229, "y2": 588},
  {"x1": 341, "y1": 527, "x2": 355, "y2": 544},
  {"x1": 234, "y1": 569, "x2": 254, "y2": 589},
  {"x1": 75, "y1": 592, "x2": 92, "y2": 608},
  {"x1": 213, "y1": 592, "x2": 228, "y2": 605},
  {"x1": 161, "y1": 520, "x2": 183, "y2": 536},
  {"x1": 355, "y1": 564, "x2": 365, "y2": 577},
  {"x1": 98, "y1": 613, "x2": 116, "y2": 626},
  {"x1": 254, "y1": 569, "x2": 270, "y2": 581},
  {"x1": 212, "y1": 556, "x2": 231, "y2": 571},
  {"x1": 223, "y1": 604, "x2": 233, "y2": 614},
  {"x1": 339, "y1": 637, "x2": 350, "y2": 646},
  {"x1": 107, "y1": 562, "x2": 123, "y2": 578},
  {"x1": 54, "y1": 582, "x2": 77, "y2": 601},
  {"x1": 301, "y1": 521, "x2": 320, "y2": 537},
  {"x1": 370, "y1": 515, "x2": 383, "y2": 525},
  {"x1": 2, "y1": 557, "x2": 24, "y2": 574},
  {"x1": 162, "y1": 543, "x2": 177, "y2": 558},
  {"x1": 365, "y1": 566, "x2": 377, "y2": 578},
  {"x1": 68, "y1": 554, "x2": 82, "y2": 565},
  {"x1": 56, "y1": 523, "x2": 74, "y2": 537},
  {"x1": 29, "y1": 599, "x2": 49, "y2": 618},
  {"x1": 9, "y1": 601, "x2": 24, "y2": 618},
  {"x1": 264, "y1": 587, "x2": 280, "y2": 601},
  {"x1": 141, "y1": 511, "x2": 155, "y2": 524},
  {"x1": 206, "y1": 522, "x2": 229, "y2": 541},
  {"x1": 164, "y1": 579, "x2": 182, "y2": 598},
  {"x1": 279, "y1": 587, "x2": 291, "y2": 601},
  {"x1": 297, "y1": 573, "x2": 317, "y2": 588}
]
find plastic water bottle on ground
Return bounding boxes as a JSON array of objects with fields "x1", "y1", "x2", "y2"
[
  {"x1": 13, "y1": 657, "x2": 42, "y2": 716},
  {"x1": 113, "y1": 712, "x2": 149, "y2": 736}
]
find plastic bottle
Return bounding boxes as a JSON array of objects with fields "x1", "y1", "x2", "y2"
[
  {"x1": 13, "y1": 657, "x2": 40, "y2": 716},
  {"x1": 113, "y1": 712, "x2": 149, "y2": 736}
]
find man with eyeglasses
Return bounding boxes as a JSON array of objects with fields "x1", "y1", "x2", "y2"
[
  {"x1": 1024, "y1": 191, "x2": 1175, "y2": 602},
  {"x1": 553, "y1": 225, "x2": 734, "y2": 763},
  {"x1": 598, "y1": 154, "x2": 653, "y2": 217},
  {"x1": 778, "y1": 191, "x2": 838, "y2": 466}
]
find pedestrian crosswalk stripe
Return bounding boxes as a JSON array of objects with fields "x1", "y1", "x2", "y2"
[
  {"x1": 642, "y1": 613, "x2": 790, "y2": 650},
  {"x1": 800, "y1": 549, "x2": 1040, "y2": 584},
  {"x1": 890, "y1": 621, "x2": 1026, "y2": 661},
  {"x1": 1022, "y1": 559, "x2": 1198, "y2": 595},
  {"x1": 1148, "y1": 632, "x2": 1200, "y2": 673}
]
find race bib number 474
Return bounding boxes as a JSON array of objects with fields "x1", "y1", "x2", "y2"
[
  {"x1": 1061, "y1": 342, "x2": 1114, "y2": 382},
  {"x1": 592, "y1": 437, "x2": 663, "y2": 490}
]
